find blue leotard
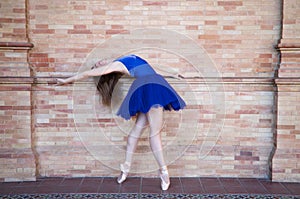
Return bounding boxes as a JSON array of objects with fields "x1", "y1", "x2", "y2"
[
  {"x1": 114, "y1": 54, "x2": 186, "y2": 120},
  {"x1": 115, "y1": 54, "x2": 156, "y2": 77}
]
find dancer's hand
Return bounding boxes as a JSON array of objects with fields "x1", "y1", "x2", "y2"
[
  {"x1": 92, "y1": 59, "x2": 112, "y2": 69},
  {"x1": 178, "y1": 74, "x2": 185, "y2": 79},
  {"x1": 56, "y1": 78, "x2": 67, "y2": 86}
]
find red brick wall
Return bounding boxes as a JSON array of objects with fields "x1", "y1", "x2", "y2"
[
  {"x1": 1, "y1": 0, "x2": 299, "y2": 182},
  {"x1": 27, "y1": 0, "x2": 281, "y2": 179}
]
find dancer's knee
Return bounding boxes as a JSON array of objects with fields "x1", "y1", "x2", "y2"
[
  {"x1": 149, "y1": 134, "x2": 163, "y2": 152},
  {"x1": 127, "y1": 135, "x2": 138, "y2": 148}
]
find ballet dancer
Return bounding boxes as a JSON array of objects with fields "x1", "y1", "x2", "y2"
[{"x1": 57, "y1": 54, "x2": 186, "y2": 190}]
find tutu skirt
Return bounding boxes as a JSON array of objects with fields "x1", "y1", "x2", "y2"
[{"x1": 117, "y1": 74, "x2": 186, "y2": 120}]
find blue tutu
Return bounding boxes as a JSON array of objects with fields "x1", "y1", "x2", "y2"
[
  {"x1": 117, "y1": 74, "x2": 186, "y2": 120},
  {"x1": 114, "y1": 54, "x2": 186, "y2": 120}
]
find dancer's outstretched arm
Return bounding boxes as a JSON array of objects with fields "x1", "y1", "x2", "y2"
[
  {"x1": 56, "y1": 61, "x2": 129, "y2": 85},
  {"x1": 153, "y1": 65, "x2": 184, "y2": 79}
]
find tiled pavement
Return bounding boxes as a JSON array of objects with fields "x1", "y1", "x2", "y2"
[{"x1": 0, "y1": 177, "x2": 300, "y2": 196}]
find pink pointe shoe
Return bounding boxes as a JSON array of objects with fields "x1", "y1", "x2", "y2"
[
  {"x1": 160, "y1": 166, "x2": 170, "y2": 191},
  {"x1": 117, "y1": 162, "x2": 131, "y2": 184}
]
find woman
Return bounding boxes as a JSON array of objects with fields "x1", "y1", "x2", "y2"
[{"x1": 57, "y1": 54, "x2": 186, "y2": 190}]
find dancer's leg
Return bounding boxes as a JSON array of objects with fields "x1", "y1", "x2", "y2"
[
  {"x1": 146, "y1": 106, "x2": 165, "y2": 167},
  {"x1": 146, "y1": 106, "x2": 170, "y2": 190},
  {"x1": 124, "y1": 113, "x2": 148, "y2": 164},
  {"x1": 117, "y1": 113, "x2": 148, "y2": 184}
]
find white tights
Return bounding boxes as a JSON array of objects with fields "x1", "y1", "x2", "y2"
[{"x1": 124, "y1": 106, "x2": 166, "y2": 169}]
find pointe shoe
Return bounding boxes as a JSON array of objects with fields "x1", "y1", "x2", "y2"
[
  {"x1": 160, "y1": 166, "x2": 170, "y2": 191},
  {"x1": 117, "y1": 162, "x2": 130, "y2": 184}
]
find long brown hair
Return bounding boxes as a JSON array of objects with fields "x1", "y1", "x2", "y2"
[{"x1": 94, "y1": 72, "x2": 123, "y2": 106}]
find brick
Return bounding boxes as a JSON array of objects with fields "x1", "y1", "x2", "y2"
[
  {"x1": 35, "y1": 24, "x2": 48, "y2": 29},
  {"x1": 32, "y1": 29, "x2": 55, "y2": 34},
  {"x1": 0, "y1": 18, "x2": 13, "y2": 23},
  {"x1": 67, "y1": 30, "x2": 92, "y2": 34},
  {"x1": 13, "y1": 8, "x2": 25, "y2": 13},
  {"x1": 198, "y1": 35, "x2": 220, "y2": 40},
  {"x1": 143, "y1": 1, "x2": 168, "y2": 6},
  {"x1": 30, "y1": 53, "x2": 48, "y2": 57},
  {"x1": 277, "y1": 125, "x2": 296, "y2": 130},
  {"x1": 240, "y1": 151, "x2": 252, "y2": 156},
  {"x1": 35, "y1": 5, "x2": 48, "y2": 10},
  {"x1": 235, "y1": 156, "x2": 260, "y2": 161},
  {"x1": 74, "y1": 25, "x2": 87, "y2": 29},
  {"x1": 13, "y1": 18, "x2": 26, "y2": 24},
  {"x1": 223, "y1": 25, "x2": 236, "y2": 30},
  {"x1": 73, "y1": 5, "x2": 86, "y2": 10},
  {"x1": 205, "y1": 20, "x2": 218, "y2": 25},
  {"x1": 217, "y1": 1, "x2": 243, "y2": 7}
]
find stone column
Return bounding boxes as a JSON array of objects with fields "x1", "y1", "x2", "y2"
[
  {"x1": 0, "y1": 0, "x2": 36, "y2": 181},
  {"x1": 272, "y1": 0, "x2": 300, "y2": 182}
]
